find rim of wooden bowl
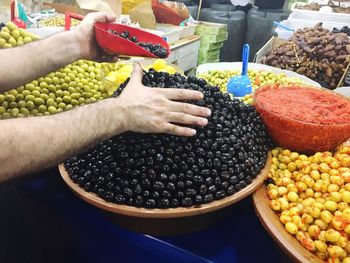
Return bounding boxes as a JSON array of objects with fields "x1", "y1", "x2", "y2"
[
  {"x1": 253, "y1": 187, "x2": 323, "y2": 263},
  {"x1": 58, "y1": 153, "x2": 271, "y2": 219}
]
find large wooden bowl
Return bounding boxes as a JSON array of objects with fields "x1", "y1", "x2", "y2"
[
  {"x1": 253, "y1": 187, "x2": 323, "y2": 263},
  {"x1": 58, "y1": 153, "x2": 271, "y2": 235}
]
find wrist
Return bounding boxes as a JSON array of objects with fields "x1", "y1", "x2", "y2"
[
  {"x1": 69, "y1": 29, "x2": 88, "y2": 60},
  {"x1": 103, "y1": 98, "x2": 129, "y2": 135}
]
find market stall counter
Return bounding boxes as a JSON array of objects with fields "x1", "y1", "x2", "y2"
[{"x1": 9, "y1": 168, "x2": 288, "y2": 263}]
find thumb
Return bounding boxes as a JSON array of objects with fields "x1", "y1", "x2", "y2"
[
  {"x1": 82, "y1": 12, "x2": 116, "y2": 26},
  {"x1": 129, "y1": 63, "x2": 143, "y2": 84}
]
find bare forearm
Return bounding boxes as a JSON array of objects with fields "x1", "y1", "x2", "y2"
[
  {"x1": 0, "y1": 98, "x2": 126, "y2": 182},
  {"x1": 0, "y1": 31, "x2": 81, "y2": 91}
]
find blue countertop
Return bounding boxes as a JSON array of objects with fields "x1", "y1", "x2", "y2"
[{"x1": 1, "y1": 167, "x2": 288, "y2": 263}]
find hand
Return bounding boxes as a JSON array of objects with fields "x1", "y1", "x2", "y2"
[
  {"x1": 74, "y1": 12, "x2": 118, "y2": 62},
  {"x1": 116, "y1": 63, "x2": 211, "y2": 137}
]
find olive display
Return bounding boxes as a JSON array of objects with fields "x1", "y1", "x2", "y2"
[
  {"x1": 0, "y1": 21, "x2": 39, "y2": 49},
  {"x1": 64, "y1": 70, "x2": 271, "y2": 209},
  {"x1": 0, "y1": 60, "x2": 115, "y2": 119},
  {"x1": 197, "y1": 69, "x2": 306, "y2": 94},
  {"x1": 107, "y1": 29, "x2": 168, "y2": 58},
  {"x1": 39, "y1": 16, "x2": 80, "y2": 27},
  {"x1": 266, "y1": 146, "x2": 350, "y2": 261}
]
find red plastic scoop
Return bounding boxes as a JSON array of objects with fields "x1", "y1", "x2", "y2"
[
  {"x1": 94, "y1": 23, "x2": 170, "y2": 58},
  {"x1": 64, "y1": 12, "x2": 170, "y2": 58}
]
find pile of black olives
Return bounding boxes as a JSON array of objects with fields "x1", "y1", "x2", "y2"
[{"x1": 64, "y1": 70, "x2": 271, "y2": 209}]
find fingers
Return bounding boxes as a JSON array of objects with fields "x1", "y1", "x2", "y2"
[
  {"x1": 84, "y1": 12, "x2": 116, "y2": 24},
  {"x1": 158, "y1": 88, "x2": 204, "y2": 101},
  {"x1": 167, "y1": 112, "x2": 208, "y2": 126},
  {"x1": 169, "y1": 101, "x2": 211, "y2": 117},
  {"x1": 128, "y1": 63, "x2": 143, "y2": 84},
  {"x1": 162, "y1": 124, "x2": 197, "y2": 137}
]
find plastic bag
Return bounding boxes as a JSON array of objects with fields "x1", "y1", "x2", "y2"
[
  {"x1": 122, "y1": 0, "x2": 150, "y2": 14},
  {"x1": 75, "y1": 0, "x2": 119, "y2": 14},
  {"x1": 151, "y1": 0, "x2": 190, "y2": 26},
  {"x1": 129, "y1": 2, "x2": 156, "y2": 29}
]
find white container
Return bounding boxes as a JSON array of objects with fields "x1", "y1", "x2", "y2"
[
  {"x1": 332, "y1": 1, "x2": 350, "y2": 8},
  {"x1": 179, "y1": 24, "x2": 196, "y2": 39},
  {"x1": 290, "y1": 3, "x2": 350, "y2": 24},
  {"x1": 334, "y1": 87, "x2": 350, "y2": 97},
  {"x1": 274, "y1": 27, "x2": 294, "y2": 40},
  {"x1": 155, "y1": 24, "x2": 182, "y2": 44},
  {"x1": 26, "y1": 27, "x2": 66, "y2": 38},
  {"x1": 274, "y1": 18, "x2": 350, "y2": 39},
  {"x1": 156, "y1": 23, "x2": 196, "y2": 40},
  {"x1": 196, "y1": 62, "x2": 321, "y2": 87}
]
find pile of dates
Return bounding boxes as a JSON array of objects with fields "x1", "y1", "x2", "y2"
[{"x1": 260, "y1": 23, "x2": 350, "y2": 89}]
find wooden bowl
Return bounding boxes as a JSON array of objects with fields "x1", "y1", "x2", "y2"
[
  {"x1": 253, "y1": 187, "x2": 323, "y2": 263},
  {"x1": 58, "y1": 153, "x2": 271, "y2": 235}
]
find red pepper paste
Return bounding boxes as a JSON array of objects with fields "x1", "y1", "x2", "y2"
[
  {"x1": 255, "y1": 86, "x2": 350, "y2": 125},
  {"x1": 254, "y1": 85, "x2": 350, "y2": 153}
]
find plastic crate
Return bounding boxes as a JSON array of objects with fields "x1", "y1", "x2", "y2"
[
  {"x1": 198, "y1": 55, "x2": 220, "y2": 64},
  {"x1": 195, "y1": 22, "x2": 227, "y2": 35},
  {"x1": 198, "y1": 47, "x2": 221, "y2": 57},
  {"x1": 199, "y1": 48, "x2": 220, "y2": 60},
  {"x1": 200, "y1": 32, "x2": 228, "y2": 44},
  {"x1": 200, "y1": 41, "x2": 224, "y2": 50}
]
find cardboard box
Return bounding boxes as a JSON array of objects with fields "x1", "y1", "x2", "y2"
[
  {"x1": 254, "y1": 36, "x2": 350, "y2": 88},
  {"x1": 253, "y1": 36, "x2": 289, "y2": 64}
]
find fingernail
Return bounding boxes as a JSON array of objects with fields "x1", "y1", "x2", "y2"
[
  {"x1": 191, "y1": 129, "x2": 197, "y2": 135},
  {"x1": 200, "y1": 118, "x2": 208, "y2": 126},
  {"x1": 206, "y1": 109, "x2": 211, "y2": 116}
]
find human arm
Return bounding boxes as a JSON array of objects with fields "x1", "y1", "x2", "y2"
[
  {"x1": 0, "y1": 64, "x2": 211, "y2": 182},
  {"x1": 0, "y1": 12, "x2": 116, "y2": 92}
]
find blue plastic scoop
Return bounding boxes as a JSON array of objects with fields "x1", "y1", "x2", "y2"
[{"x1": 227, "y1": 44, "x2": 252, "y2": 97}]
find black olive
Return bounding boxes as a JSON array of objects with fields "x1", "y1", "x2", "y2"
[
  {"x1": 115, "y1": 194, "x2": 126, "y2": 204},
  {"x1": 130, "y1": 36, "x2": 138, "y2": 43},
  {"x1": 135, "y1": 195, "x2": 143, "y2": 207},
  {"x1": 159, "y1": 198, "x2": 170, "y2": 208},
  {"x1": 181, "y1": 197, "x2": 193, "y2": 207},
  {"x1": 145, "y1": 199, "x2": 156, "y2": 208},
  {"x1": 204, "y1": 194, "x2": 214, "y2": 203},
  {"x1": 152, "y1": 191, "x2": 160, "y2": 199},
  {"x1": 264, "y1": 177, "x2": 274, "y2": 186},
  {"x1": 154, "y1": 181, "x2": 165, "y2": 191}
]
